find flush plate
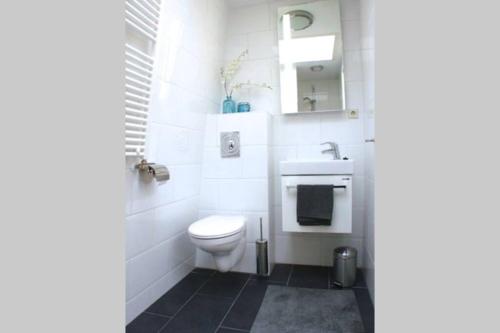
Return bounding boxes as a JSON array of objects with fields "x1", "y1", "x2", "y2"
[{"x1": 221, "y1": 131, "x2": 240, "y2": 158}]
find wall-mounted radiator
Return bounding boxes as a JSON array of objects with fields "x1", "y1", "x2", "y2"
[{"x1": 125, "y1": 0, "x2": 161, "y2": 157}]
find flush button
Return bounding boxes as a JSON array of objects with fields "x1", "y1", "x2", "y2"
[{"x1": 221, "y1": 131, "x2": 240, "y2": 158}]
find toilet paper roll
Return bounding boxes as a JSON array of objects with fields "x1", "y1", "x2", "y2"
[{"x1": 148, "y1": 164, "x2": 170, "y2": 182}]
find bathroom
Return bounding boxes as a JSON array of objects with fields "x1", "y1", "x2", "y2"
[
  {"x1": 7, "y1": 0, "x2": 500, "y2": 332},
  {"x1": 125, "y1": 0, "x2": 374, "y2": 331}
]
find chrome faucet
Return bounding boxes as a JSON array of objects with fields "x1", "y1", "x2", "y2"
[
  {"x1": 321, "y1": 142, "x2": 341, "y2": 160},
  {"x1": 303, "y1": 97, "x2": 316, "y2": 111}
]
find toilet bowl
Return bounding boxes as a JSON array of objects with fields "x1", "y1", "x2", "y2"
[{"x1": 188, "y1": 215, "x2": 247, "y2": 272}]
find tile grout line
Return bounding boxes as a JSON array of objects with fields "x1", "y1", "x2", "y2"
[
  {"x1": 157, "y1": 271, "x2": 214, "y2": 333},
  {"x1": 219, "y1": 326, "x2": 250, "y2": 332},
  {"x1": 215, "y1": 275, "x2": 252, "y2": 333},
  {"x1": 285, "y1": 265, "x2": 294, "y2": 286},
  {"x1": 327, "y1": 267, "x2": 331, "y2": 289},
  {"x1": 143, "y1": 311, "x2": 171, "y2": 319}
]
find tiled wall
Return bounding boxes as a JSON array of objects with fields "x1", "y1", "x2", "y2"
[
  {"x1": 125, "y1": 0, "x2": 227, "y2": 324},
  {"x1": 198, "y1": 112, "x2": 272, "y2": 273},
  {"x1": 360, "y1": 0, "x2": 375, "y2": 301},
  {"x1": 224, "y1": 0, "x2": 366, "y2": 267}
]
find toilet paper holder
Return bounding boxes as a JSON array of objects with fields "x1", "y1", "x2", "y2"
[{"x1": 135, "y1": 159, "x2": 170, "y2": 182}]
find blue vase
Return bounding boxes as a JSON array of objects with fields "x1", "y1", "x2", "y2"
[
  {"x1": 222, "y1": 96, "x2": 236, "y2": 114},
  {"x1": 237, "y1": 102, "x2": 251, "y2": 113}
]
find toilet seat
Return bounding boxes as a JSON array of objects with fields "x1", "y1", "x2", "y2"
[{"x1": 188, "y1": 215, "x2": 245, "y2": 239}]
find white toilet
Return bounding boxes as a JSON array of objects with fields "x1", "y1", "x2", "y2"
[{"x1": 188, "y1": 215, "x2": 247, "y2": 272}]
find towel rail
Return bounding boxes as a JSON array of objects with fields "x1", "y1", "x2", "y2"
[{"x1": 286, "y1": 185, "x2": 347, "y2": 190}]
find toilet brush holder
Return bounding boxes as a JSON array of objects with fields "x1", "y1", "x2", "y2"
[{"x1": 256, "y1": 217, "x2": 269, "y2": 276}]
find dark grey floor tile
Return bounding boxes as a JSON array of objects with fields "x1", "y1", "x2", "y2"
[
  {"x1": 126, "y1": 312, "x2": 170, "y2": 333},
  {"x1": 191, "y1": 268, "x2": 217, "y2": 276},
  {"x1": 198, "y1": 273, "x2": 248, "y2": 298},
  {"x1": 288, "y1": 265, "x2": 329, "y2": 289},
  {"x1": 172, "y1": 273, "x2": 212, "y2": 293},
  {"x1": 330, "y1": 268, "x2": 368, "y2": 289},
  {"x1": 160, "y1": 294, "x2": 233, "y2": 333},
  {"x1": 214, "y1": 271, "x2": 250, "y2": 280},
  {"x1": 222, "y1": 278, "x2": 268, "y2": 330},
  {"x1": 249, "y1": 275, "x2": 286, "y2": 286},
  {"x1": 146, "y1": 273, "x2": 208, "y2": 316},
  {"x1": 269, "y1": 263, "x2": 293, "y2": 283},
  {"x1": 218, "y1": 328, "x2": 249, "y2": 333},
  {"x1": 354, "y1": 288, "x2": 374, "y2": 333}
]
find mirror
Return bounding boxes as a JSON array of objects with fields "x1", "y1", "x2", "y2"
[{"x1": 277, "y1": 0, "x2": 345, "y2": 114}]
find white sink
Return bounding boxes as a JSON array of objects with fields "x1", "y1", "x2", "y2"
[{"x1": 280, "y1": 159, "x2": 354, "y2": 175}]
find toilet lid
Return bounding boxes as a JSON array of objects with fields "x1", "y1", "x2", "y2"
[{"x1": 189, "y1": 215, "x2": 246, "y2": 239}]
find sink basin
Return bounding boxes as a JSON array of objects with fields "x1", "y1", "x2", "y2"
[{"x1": 280, "y1": 160, "x2": 354, "y2": 175}]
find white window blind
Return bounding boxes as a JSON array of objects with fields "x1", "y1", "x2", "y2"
[{"x1": 125, "y1": 0, "x2": 161, "y2": 157}]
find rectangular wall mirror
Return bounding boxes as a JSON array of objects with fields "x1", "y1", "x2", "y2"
[{"x1": 277, "y1": 0, "x2": 345, "y2": 114}]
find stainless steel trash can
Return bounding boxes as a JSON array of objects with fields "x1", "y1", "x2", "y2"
[{"x1": 333, "y1": 247, "x2": 357, "y2": 287}]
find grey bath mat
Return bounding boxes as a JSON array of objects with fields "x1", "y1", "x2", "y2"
[{"x1": 250, "y1": 285, "x2": 364, "y2": 333}]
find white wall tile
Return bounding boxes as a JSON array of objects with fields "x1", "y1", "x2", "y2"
[
  {"x1": 224, "y1": 34, "x2": 249, "y2": 61},
  {"x1": 131, "y1": 173, "x2": 175, "y2": 213},
  {"x1": 125, "y1": 164, "x2": 135, "y2": 215},
  {"x1": 320, "y1": 114, "x2": 364, "y2": 145},
  {"x1": 231, "y1": 59, "x2": 274, "y2": 89},
  {"x1": 200, "y1": 180, "x2": 219, "y2": 210},
  {"x1": 227, "y1": 3, "x2": 270, "y2": 35},
  {"x1": 155, "y1": 126, "x2": 204, "y2": 166},
  {"x1": 342, "y1": 19, "x2": 361, "y2": 51},
  {"x1": 241, "y1": 113, "x2": 270, "y2": 144},
  {"x1": 218, "y1": 179, "x2": 268, "y2": 211},
  {"x1": 242, "y1": 145, "x2": 269, "y2": 178},
  {"x1": 217, "y1": 113, "x2": 269, "y2": 145},
  {"x1": 153, "y1": 197, "x2": 199, "y2": 245},
  {"x1": 271, "y1": 146, "x2": 297, "y2": 176},
  {"x1": 126, "y1": 256, "x2": 193, "y2": 323},
  {"x1": 273, "y1": 114, "x2": 322, "y2": 146},
  {"x1": 202, "y1": 147, "x2": 243, "y2": 179},
  {"x1": 167, "y1": 48, "x2": 201, "y2": 89},
  {"x1": 345, "y1": 81, "x2": 365, "y2": 111},
  {"x1": 170, "y1": 165, "x2": 202, "y2": 200},
  {"x1": 340, "y1": 0, "x2": 361, "y2": 21},
  {"x1": 247, "y1": 30, "x2": 277, "y2": 60},
  {"x1": 126, "y1": 210, "x2": 156, "y2": 260},
  {"x1": 343, "y1": 50, "x2": 364, "y2": 82},
  {"x1": 150, "y1": 81, "x2": 208, "y2": 129},
  {"x1": 352, "y1": 175, "x2": 365, "y2": 209},
  {"x1": 275, "y1": 234, "x2": 322, "y2": 265},
  {"x1": 129, "y1": 233, "x2": 192, "y2": 301},
  {"x1": 204, "y1": 115, "x2": 218, "y2": 147}
]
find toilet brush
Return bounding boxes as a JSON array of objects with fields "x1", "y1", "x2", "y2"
[{"x1": 256, "y1": 217, "x2": 269, "y2": 276}]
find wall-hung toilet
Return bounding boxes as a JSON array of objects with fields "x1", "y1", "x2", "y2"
[{"x1": 188, "y1": 215, "x2": 246, "y2": 272}]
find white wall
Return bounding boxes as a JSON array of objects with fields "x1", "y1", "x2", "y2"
[
  {"x1": 125, "y1": 0, "x2": 227, "y2": 324},
  {"x1": 360, "y1": 0, "x2": 375, "y2": 301},
  {"x1": 223, "y1": 0, "x2": 366, "y2": 268},
  {"x1": 198, "y1": 112, "x2": 272, "y2": 273}
]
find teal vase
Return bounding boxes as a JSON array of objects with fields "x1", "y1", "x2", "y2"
[
  {"x1": 237, "y1": 102, "x2": 251, "y2": 112},
  {"x1": 222, "y1": 96, "x2": 236, "y2": 114}
]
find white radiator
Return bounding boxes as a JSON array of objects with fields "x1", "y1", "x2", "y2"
[{"x1": 125, "y1": 0, "x2": 161, "y2": 157}]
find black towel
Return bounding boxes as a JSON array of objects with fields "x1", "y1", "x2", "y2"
[{"x1": 296, "y1": 185, "x2": 334, "y2": 226}]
